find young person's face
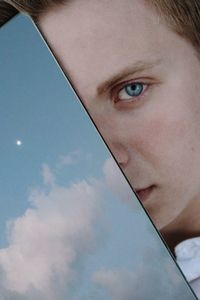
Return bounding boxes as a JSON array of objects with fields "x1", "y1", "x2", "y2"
[{"x1": 40, "y1": 0, "x2": 200, "y2": 232}]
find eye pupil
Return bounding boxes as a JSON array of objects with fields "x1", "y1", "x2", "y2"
[{"x1": 125, "y1": 83, "x2": 143, "y2": 96}]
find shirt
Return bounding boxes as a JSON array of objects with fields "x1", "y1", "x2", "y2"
[{"x1": 175, "y1": 237, "x2": 200, "y2": 299}]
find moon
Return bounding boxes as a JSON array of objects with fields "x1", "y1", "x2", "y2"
[{"x1": 16, "y1": 140, "x2": 22, "y2": 146}]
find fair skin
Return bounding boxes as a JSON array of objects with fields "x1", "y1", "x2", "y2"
[{"x1": 39, "y1": 0, "x2": 200, "y2": 251}]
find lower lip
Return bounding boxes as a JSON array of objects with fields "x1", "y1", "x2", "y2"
[{"x1": 136, "y1": 185, "x2": 155, "y2": 203}]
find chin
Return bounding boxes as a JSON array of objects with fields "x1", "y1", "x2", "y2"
[{"x1": 148, "y1": 210, "x2": 175, "y2": 232}]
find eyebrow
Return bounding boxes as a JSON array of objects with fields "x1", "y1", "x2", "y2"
[{"x1": 97, "y1": 59, "x2": 161, "y2": 95}]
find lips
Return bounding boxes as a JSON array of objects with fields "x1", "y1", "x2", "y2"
[{"x1": 135, "y1": 185, "x2": 155, "y2": 203}]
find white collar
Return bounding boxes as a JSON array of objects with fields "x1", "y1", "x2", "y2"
[{"x1": 175, "y1": 237, "x2": 200, "y2": 282}]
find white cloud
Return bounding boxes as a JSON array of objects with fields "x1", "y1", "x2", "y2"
[
  {"x1": 42, "y1": 163, "x2": 55, "y2": 186},
  {"x1": 0, "y1": 157, "x2": 140, "y2": 299},
  {"x1": 93, "y1": 268, "x2": 137, "y2": 300},
  {"x1": 0, "y1": 172, "x2": 101, "y2": 299},
  {"x1": 103, "y1": 158, "x2": 138, "y2": 209},
  {"x1": 93, "y1": 257, "x2": 190, "y2": 300},
  {"x1": 57, "y1": 151, "x2": 81, "y2": 168}
]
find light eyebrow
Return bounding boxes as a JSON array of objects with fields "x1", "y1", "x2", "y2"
[{"x1": 97, "y1": 59, "x2": 161, "y2": 96}]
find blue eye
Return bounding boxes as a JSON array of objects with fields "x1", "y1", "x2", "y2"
[{"x1": 118, "y1": 83, "x2": 144, "y2": 101}]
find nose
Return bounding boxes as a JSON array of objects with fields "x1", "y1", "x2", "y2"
[
  {"x1": 108, "y1": 141, "x2": 129, "y2": 168},
  {"x1": 96, "y1": 119, "x2": 129, "y2": 168},
  {"x1": 90, "y1": 110, "x2": 130, "y2": 168}
]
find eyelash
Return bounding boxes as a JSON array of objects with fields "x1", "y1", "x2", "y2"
[{"x1": 111, "y1": 80, "x2": 150, "y2": 106}]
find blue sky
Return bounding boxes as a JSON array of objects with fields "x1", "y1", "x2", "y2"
[{"x1": 0, "y1": 14, "x2": 197, "y2": 299}]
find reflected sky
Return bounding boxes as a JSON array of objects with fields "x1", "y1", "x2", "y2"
[{"x1": 0, "y1": 14, "x2": 197, "y2": 299}]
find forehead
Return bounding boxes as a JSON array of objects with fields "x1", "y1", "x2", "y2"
[{"x1": 39, "y1": 0, "x2": 176, "y2": 96}]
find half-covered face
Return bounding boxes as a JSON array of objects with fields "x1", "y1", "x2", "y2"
[{"x1": 39, "y1": 0, "x2": 200, "y2": 235}]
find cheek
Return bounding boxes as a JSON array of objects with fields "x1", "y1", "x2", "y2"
[
  {"x1": 88, "y1": 106, "x2": 126, "y2": 139},
  {"x1": 132, "y1": 71, "x2": 200, "y2": 161},
  {"x1": 130, "y1": 106, "x2": 196, "y2": 171}
]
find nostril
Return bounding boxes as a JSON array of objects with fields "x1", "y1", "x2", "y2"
[{"x1": 118, "y1": 158, "x2": 129, "y2": 169}]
